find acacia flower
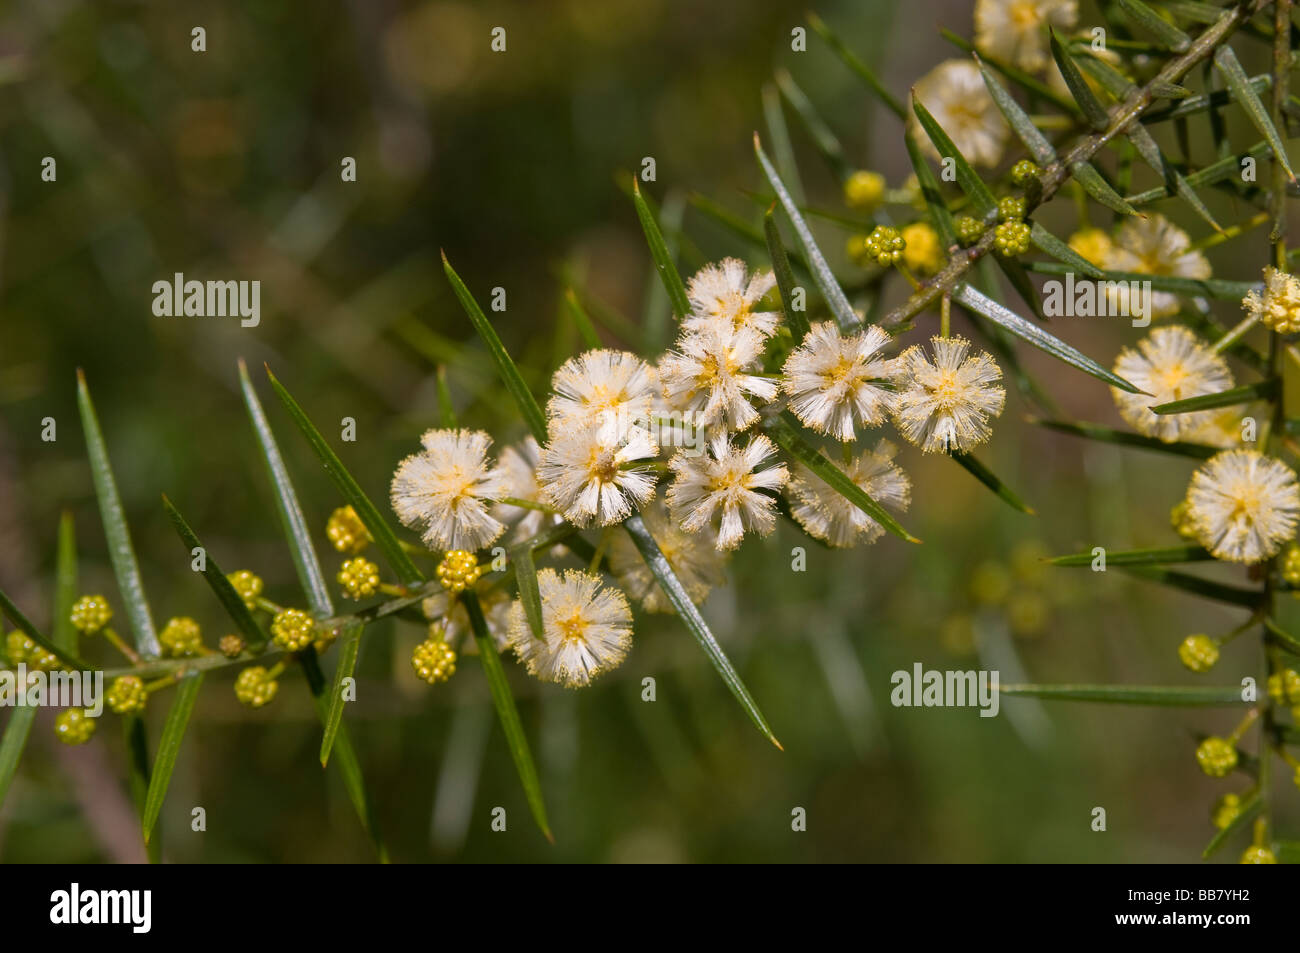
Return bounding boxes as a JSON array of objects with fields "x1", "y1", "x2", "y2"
[
  {"x1": 975, "y1": 0, "x2": 1078, "y2": 73},
  {"x1": 1242, "y1": 267, "x2": 1300, "y2": 334},
  {"x1": 658, "y1": 323, "x2": 778, "y2": 430},
  {"x1": 507, "y1": 568, "x2": 633, "y2": 688},
  {"x1": 537, "y1": 422, "x2": 658, "y2": 526},
  {"x1": 667, "y1": 433, "x2": 789, "y2": 551},
  {"x1": 789, "y1": 441, "x2": 911, "y2": 548},
  {"x1": 910, "y1": 60, "x2": 1008, "y2": 168},
  {"x1": 683, "y1": 258, "x2": 780, "y2": 338},
  {"x1": 546, "y1": 349, "x2": 658, "y2": 434},
  {"x1": 782, "y1": 321, "x2": 896, "y2": 441},
  {"x1": 391, "y1": 429, "x2": 508, "y2": 552},
  {"x1": 608, "y1": 501, "x2": 727, "y2": 612},
  {"x1": 892, "y1": 336, "x2": 1006, "y2": 453},
  {"x1": 1110, "y1": 327, "x2": 1233, "y2": 443},
  {"x1": 1185, "y1": 449, "x2": 1300, "y2": 564},
  {"x1": 1103, "y1": 214, "x2": 1210, "y2": 318},
  {"x1": 490, "y1": 436, "x2": 563, "y2": 543}
]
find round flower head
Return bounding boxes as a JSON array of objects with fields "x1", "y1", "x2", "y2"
[
  {"x1": 234, "y1": 666, "x2": 279, "y2": 709},
  {"x1": 901, "y1": 222, "x2": 945, "y2": 275},
  {"x1": 70, "y1": 595, "x2": 112, "y2": 635},
  {"x1": 975, "y1": 0, "x2": 1078, "y2": 72},
  {"x1": 789, "y1": 440, "x2": 911, "y2": 548},
  {"x1": 1068, "y1": 228, "x2": 1113, "y2": 267},
  {"x1": 1110, "y1": 327, "x2": 1233, "y2": 443},
  {"x1": 537, "y1": 421, "x2": 658, "y2": 527},
  {"x1": 782, "y1": 321, "x2": 896, "y2": 442},
  {"x1": 658, "y1": 323, "x2": 778, "y2": 430},
  {"x1": 667, "y1": 433, "x2": 789, "y2": 551},
  {"x1": 683, "y1": 258, "x2": 779, "y2": 338},
  {"x1": 489, "y1": 436, "x2": 563, "y2": 543},
  {"x1": 412, "y1": 634, "x2": 457, "y2": 684},
  {"x1": 391, "y1": 429, "x2": 508, "y2": 552},
  {"x1": 1242, "y1": 267, "x2": 1300, "y2": 334},
  {"x1": 909, "y1": 60, "x2": 1008, "y2": 168},
  {"x1": 327, "y1": 505, "x2": 370, "y2": 554},
  {"x1": 546, "y1": 349, "x2": 659, "y2": 434},
  {"x1": 54, "y1": 709, "x2": 95, "y2": 746},
  {"x1": 507, "y1": 568, "x2": 633, "y2": 688},
  {"x1": 159, "y1": 617, "x2": 203, "y2": 658},
  {"x1": 892, "y1": 335, "x2": 1006, "y2": 453},
  {"x1": 607, "y1": 500, "x2": 727, "y2": 613},
  {"x1": 1185, "y1": 450, "x2": 1300, "y2": 564},
  {"x1": 1103, "y1": 214, "x2": 1210, "y2": 318}
]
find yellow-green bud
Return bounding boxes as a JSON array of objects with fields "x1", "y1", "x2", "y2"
[
  {"x1": 1281, "y1": 541, "x2": 1300, "y2": 586},
  {"x1": 219, "y1": 634, "x2": 246, "y2": 658},
  {"x1": 234, "y1": 666, "x2": 279, "y2": 708},
  {"x1": 1178, "y1": 634, "x2": 1219, "y2": 673},
  {"x1": 994, "y1": 220, "x2": 1031, "y2": 256},
  {"x1": 1268, "y1": 668, "x2": 1300, "y2": 705},
  {"x1": 326, "y1": 506, "x2": 370, "y2": 554},
  {"x1": 338, "y1": 557, "x2": 381, "y2": 601},
  {"x1": 843, "y1": 170, "x2": 886, "y2": 211},
  {"x1": 1196, "y1": 736, "x2": 1238, "y2": 778},
  {"x1": 1211, "y1": 793, "x2": 1241, "y2": 830},
  {"x1": 159, "y1": 616, "x2": 204, "y2": 658},
  {"x1": 1240, "y1": 845, "x2": 1277, "y2": 864},
  {"x1": 54, "y1": 708, "x2": 96, "y2": 745},
  {"x1": 1010, "y1": 160, "x2": 1040, "y2": 186},
  {"x1": 6, "y1": 632, "x2": 58, "y2": 671},
  {"x1": 436, "y1": 551, "x2": 482, "y2": 595},
  {"x1": 270, "y1": 608, "x2": 315, "y2": 652},
  {"x1": 412, "y1": 636, "x2": 457, "y2": 685},
  {"x1": 226, "y1": 570, "x2": 264, "y2": 610},
  {"x1": 106, "y1": 676, "x2": 147, "y2": 715},
  {"x1": 862, "y1": 225, "x2": 906, "y2": 267},
  {"x1": 997, "y1": 196, "x2": 1026, "y2": 222},
  {"x1": 954, "y1": 215, "x2": 984, "y2": 246},
  {"x1": 70, "y1": 595, "x2": 112, "y2": 635},
  {"x1": 1171, "y1": 500, "x2": 1199, "y2": 540}
]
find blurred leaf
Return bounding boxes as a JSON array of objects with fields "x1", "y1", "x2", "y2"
[
  {"x1": 53, "y1": 512, "x2": 77, "y2": 655},
  {"x1": 1050, "y1": 31, "x2": 1109, "y2": 130},
  {"x1": 142, "y1": 671, "x2": 204, "y2": 844},
  {"x1": 435, "y1": 366, "x2": 458, "y2": 429},
  {"x1": 764, "y1": 207, "x2": 810, "y2": 340},
  {"x1": 624, "y1": 513, "x2": 783, "y2": 749},
  {"x1": 755, "y1": 135, "x2": 860, "y2": 330},
  {"x1": 950, "y1": 452, "x2": 1035, "y2": 514},
  {"x1": 953, "y1": 285, "x2": 1140, "y2": 392},
  {"x1": 1263, "y1": 617, "x2": 1300, "y2": 656},
  {"x1": 904, "y1": 133, "x2": 957, "y2": 248},
  {"x1": 808, "y1": 12, "x2": 906, "y2": 119},
  {"x1": 0, "y1": 590, "x2": 90, "y2": 671},
  {"x1": 1125, "y1": 122, "x2": 1222, "y2": 231},
  {"x1": 509, "y1": 541, "x2": 545, "y2": 641},
  {"x1": 0, "y1": 706, "x2": 35, "y2": 814},
  {"x1": 1117, "y1": 0, "x2": 1191, "y2": 51},
  {"x1": 1214, "y1": 46, "x2": 1296, "y2": 182},
  {"x1": 1000, "y1": 683, "x2": 1247, "y2": 705},
  {"x1": 162, "y1": 496, "x2": 266, "y2": 648},
  {"x1": 1127, "y1": 140, "x2": 1270, "y2": 204},
  {"x1": 768, "y1": 414, "x2": 921, "y2": 544},
  {"x1": 1049, "y1": 544, "x2": 1211, "y2": 566},
  {"x1": 1032, "y1": 417, "x2": 1220, "y2": 458},
  {"x1": 938, "y1": 27, "x2": 1079, "y2": 114},
  {"x1": 267, "y1": 367, "x2": 424, "y2": 586},
  {"x1": 1026, "y1": 261, "x2": 1258, "y2": 299},
  {"x1": 977, "y1": 57, "x2": 1057, "y2": 166},
  {"x1": 1029, "y1": 223, "x2": 1103, "y2": 279},
  {"x1": 1152, "y1": 379, "x2": 1278, "y2": 414},
  {"x1": 996, "y1": 256, "x2": 1048, "y2": 322},
  {"x1": 563, "y1": 289, "x2": 603, "y2": 351},
  {"x1": 239, "y1": 359, "x2": 333, "y2": 618},
  {"x1": 123, "y1": 716, "x2": 160, "y2": 864},
  {"x1": 463, "y1": 590, "x2": 553, "y2": 841},
  {"x1": 910, "y1": 98, "x2": 997, "y2": 219},
  {"x1": 631, "y1": 179, "x2": 692, "y2": 322},
  {"x1": 1202, "y1": 790, "x2": 1260, "y2": 859},
  {"x1": 762, "y1": 82, "x2": 805, "y2": 208},
  {"x1": 320, "y1": 621, "x2": 363, "y2": 767},
  {"x1": 76, "y1": 370, "x2": 160, "y2": 658},
  {"x1": 776, "y1": 69, "x2": 849, "y2": 181},
  {"x1": 1121, "y1": 565, "x2": 1262, "y2": 608},
  {"x1": 442, "y1": 253, "x2": 549, "y2": 443}
]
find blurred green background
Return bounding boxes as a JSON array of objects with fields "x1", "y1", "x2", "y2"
[{"x1": 1, "y1": 0, "x2": 1296, "y2": 862}]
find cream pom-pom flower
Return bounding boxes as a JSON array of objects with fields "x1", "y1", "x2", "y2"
[
  {"x1": 391, "y1": 429, "x2": 508, "y2": 552},
  {"x1": 607, "y1": 500, "x2": 727, "y2": 613},
  {"x1": 909, "y1": 60, "x2": 1008, "y2": 168},
  {"x1": 1103, "y1": 214, "x2": 1210, "y2": 318},
  {"x1": 546, "y1": 348, "x2": 658, "y2": 435},
  {"x1": 658, "y1": 323, "x2": 778, "y2": 430},
  {"x1": 684, "y1": 258, "x2": 780, "y2": 338},
  {"x1": 892, "y1": 336, "x2": 1006, "y2": 453},
  {"x1": 667, "y1": 433, "x2": 789, "y2": 551},
  {"x1": 1185, "y1": 450, "x2": 1300, "y2": 564},
  {"x1": 507, "y1": 568, "x2": 633, "y2": 688},
  {"x1": 1110, "y1": 327, "x2": 1233, "y2": 443},
  {"x1": 1242, "y1": 267, "x2": 1300, "y2": 334},
  {"x1": 782, "y1": 321, "x2": 897, "y2": 442},
  {"x1": 537, "y1": 421, "x2": 658, "y2": 527},
  {"x1": 489, "y1": 436, "x2": 563, "y2": 543},
  {"x1": 975, "y1": 0, "x2": 1078, "y2": 73},
  {"x1": 789, "y1": 441, "x2": 911, "y2": 548}
]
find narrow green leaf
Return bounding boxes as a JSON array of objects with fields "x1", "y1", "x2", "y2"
[
  {"x1": 123, "y1": 715, "x2": 161, "y2": 863},
  {"x1": 142, "y1": 671, "x2": 204, "y2": 843},
  {"x1": 266, "y1": 367, "x2": 425, "y2": 586},
  {"x1": 238, "y1": 359, "x2": 333, "y2": 618},
  {"x1": 807, "y1": 12, "x2": 906, "y2": 119},
  {"x1": 755, "y1": 135, "x2": 859, "y2": 330},
  {"x1": 953, "y1": 284, "x2": 1140, "y2": 392},
  {"x1": 630, "y1": 179, "x2": 692, "y2": 321},
  {"x1": 1000, "y1": 683, "x2": 1247, "y2": 705},
  {"x1": 1150, "y1": 80, "x2": 1190, "y2": 99},
  {"x1": 320, "y1": 620, "x2": 363, "y2": 767},
  {"x1": 1202, "y1": 790, "x2": 1261, "y2": 859},
  {"x1": 763, "y1": 207, "x2": 810, "y2": 340},
  {"x1": 996, "y1": 255, "x2": 1048, "y2": 323},
  {"x1": 1121, "y1": 565, "x2": 1262, "y2": 608},
  {"x1": 1125, "y1": 122, "x2": 1221, "y2": 231},
  {"x1": 938, "y1": 27, "x2": 1079, "y2": 115},
  {"x1": 1032, "y1": 417, "x2": 1220, "y2": 459},
  {"x1": 1050, "y1": 30, "x2": 1109, "y2": 129},
  {"x1": 509, "y1": 542, "x2": 545, "y2": 641},
  {"x1": 976, "y1": 57, "x2": 1057, "y2": 166},
  {"x1": 1152, "y1": 379, "x2": 1278, "y2": 414},
  {"x1": 903, "y1": 133, "x2": 957, "y2": 248},
  {"x1": 1144, "y1": 74, "x2": 1271, "y2": 123},
  {"x1": 1214, "y1": 45, "x2": 1296, "y2": 182},
  {"x1": 624, "y1": 513, "x2": 783, "y2": 749},
  {"x1": 53, "y1": 512, "x2": 77, "y2": 655},
  {"x1": 1049, "y1": 544, "x2": 1211, "y2": 566},
  {"x1": 442, "y1": 253, "x2": 549, "y2": 443},
  {"x1": 776, "y1": 69, "x2": 849, "y2": 181},
  {"x1": 435, "y1": 366, "x2": 458, "y2": 429},
  {"x1": 0, "y1": 706, "x2": 36, "y2": 812},
  {"x1": 950, "y1": 452, "x2": 1035, "y2": 515},
  {"x1": 464, "y1": 590, "x2": 553, "y2": 841},
  {"x1": 1029, "y1": 223, "x2": 1103, "y2": 279},
  {"x1": 1117, "y1": 0, "x2": 1191, "y2": 51},
  {"x1": 162, "y1": 495, "x2": 265, "y2": 647},
  {"x1": 910, "y1": 98, "x2": 997, "y2": 218},
  {"x1": 0, "y1": 589, "x2": 90, "y2": 671},
  {"x1": 1127, "y1": 141, "x2": 1271, "y2": 204},
  {"x1": 76, "y1": 370, "x2": 159, "y2": 658},
  {"x1": 1025, "y1": 261, "x2": 1259, "y2": 300},
  {"x1": 1070, "y1": 161, "x2": 1139, "y2": 215},
  {"x1": 761, "y1": 82, "x2": 804, "y2": 208}
]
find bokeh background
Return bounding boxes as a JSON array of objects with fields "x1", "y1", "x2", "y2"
[{"x1": 1, "y1": 0, "x2": 1296, "y2": 862}]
